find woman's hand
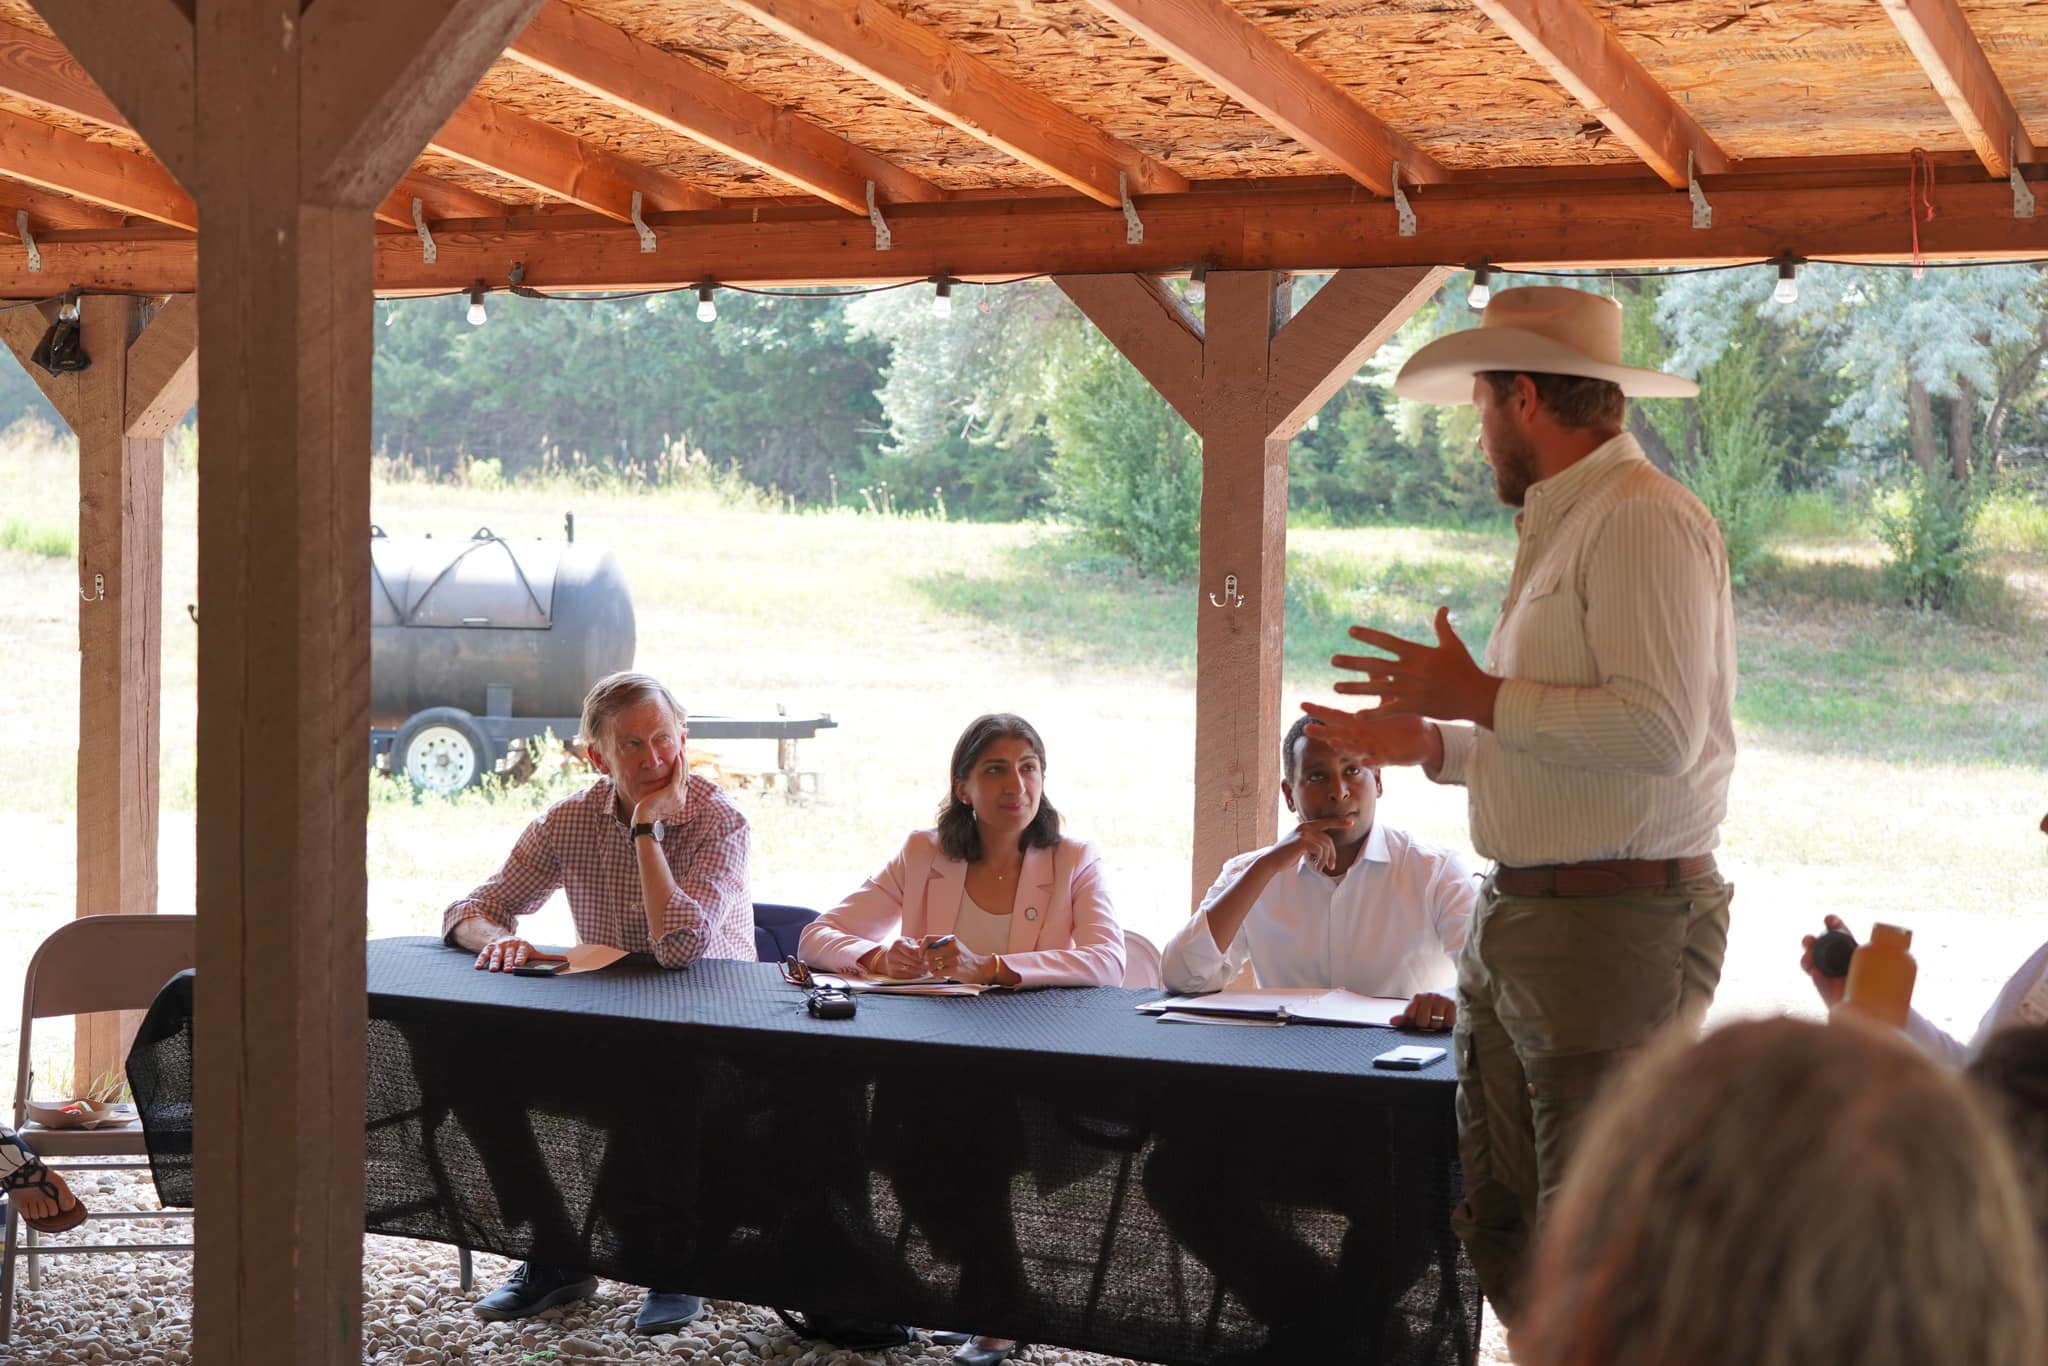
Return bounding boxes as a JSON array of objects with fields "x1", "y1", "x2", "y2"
[
  {"x1": 859, "y1": 938, "x2": 930, "y2": 979},
  {"x1": 924, "y1": 935, "x2": 999, "y2": 985},
  {"x1": 1801, "y1": 914, "x2": 1853, "y2": 1009}
]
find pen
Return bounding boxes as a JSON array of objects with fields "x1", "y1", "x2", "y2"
[{"x1": 926, "y1": 935, "x2": 956, "y2": 949}]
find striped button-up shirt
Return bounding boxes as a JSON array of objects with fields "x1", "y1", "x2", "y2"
[
  {"x1": 1434, "y1": 434, "x2": 1737, "y2": 866},
  {"x1": 442, "y1": 775, "x2": 754, "y2": 969}
]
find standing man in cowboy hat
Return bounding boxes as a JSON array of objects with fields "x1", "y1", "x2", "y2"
[{"x1": 1303, "y1": 286, "x2": 1737, "y2": 1324}]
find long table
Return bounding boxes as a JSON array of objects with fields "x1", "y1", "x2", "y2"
[{"x1": 128, "y1": 937, "x2": 1480, "y2": 1366}]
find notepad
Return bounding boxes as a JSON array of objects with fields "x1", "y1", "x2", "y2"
[
  {"x1": 1137, "y1": 987, "x2": 1407, "y2": 1027},
  {"x1": 813, "y1": 973, "x2": 990, "y2": 997}
]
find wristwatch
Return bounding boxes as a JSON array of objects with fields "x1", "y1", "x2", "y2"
[{"x1": 630, "y1": 820, "x2": 663, "y2": 842}]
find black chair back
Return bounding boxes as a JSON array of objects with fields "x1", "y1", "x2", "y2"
[{"x1": 752, "y1": 902, "x2": 819, "y2": 963}]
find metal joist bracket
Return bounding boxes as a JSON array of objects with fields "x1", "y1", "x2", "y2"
[
  {"x1": 1391, "y1": 162, "x2": 1416, "y2": 237},
  {"x1": 867, "y1": 181, "x2": 892, "y2": 252},
  {"x1": 411, "y1": 198, "x2": 437, "y2": 265},
  {"x1": 16, "y1": 211, "x2": 39, "y2": 273},
  {"x1": 1120, "y1": 172, "x2": 1144, "y2": 245},
  {"x1": 2012, "y1": 139, "x2": 2035, "y2": 220},
  {"x1": 1688, "y1": 152, "x2": 1712, "y2": 229},
  {"x1": 630, "y1": 191, "x2": 657, "y2": 253}
]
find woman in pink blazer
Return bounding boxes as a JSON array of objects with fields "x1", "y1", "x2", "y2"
[
  {"x1": 800, "y1": 714, "x2": 1125, "y2": 990},
  {"x1": 798, "y1": 713, "x2": 1124, "y2": 1366}
]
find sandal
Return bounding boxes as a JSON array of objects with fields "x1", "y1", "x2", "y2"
[{"x1": 0, "y1": 1136, "x2": 88, "y2": 1235}]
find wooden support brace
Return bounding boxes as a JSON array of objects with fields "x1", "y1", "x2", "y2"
[{"x1": 1057, "y1": 268, "x2": 1446, "y2": 905}]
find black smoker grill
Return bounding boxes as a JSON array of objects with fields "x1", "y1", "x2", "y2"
[{"x1": 369, "y1": 522, "x2": 835, "y2": 795}]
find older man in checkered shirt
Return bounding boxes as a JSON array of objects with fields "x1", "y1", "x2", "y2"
[
  {"x1": 444, "y1": 671, "x2": 754, "y2": 972},
  {"x1": 441, "y1": 670, "x2": 754, "y2": 1333}
]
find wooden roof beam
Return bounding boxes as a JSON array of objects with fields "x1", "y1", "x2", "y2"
[
  {"x1": 1470, "y1": 0, "x2": 1728, "y2": 188},
  {"x1": 1879, "y1": 0, "x2": 2037, "y2": 177},
  {"x1": 14, "y1": 171, "x2": 2048, "y2": 295},
  {"x1": 0, "y1": 104, "x2": 193, "y2": 228},
  {"x1": 1080, "y1": 0, "x2": 1445, "y2": 196},
  {"x1": 716, "y1": 0, "x2": 1188, "y2": 207},
  {"x1": 0, "y1": 183, "x2": 126, "y2": 233},
  {"x1": 506, "y1": 0, "x2": 940, "y2": 216},
  {"x1": 429, "y1": 93, "x2": 721, "y2": 219},
  {"x1": 28, "y1": 0, "x2": 195, "y2": 186}
]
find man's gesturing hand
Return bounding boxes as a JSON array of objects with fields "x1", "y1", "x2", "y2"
[
  {"x1": 1298, "y1": 706, "x2": 1442, "y2": 772},
  {"x1": 1332, "y1": 606, "x2": 1501, "y2": 730}
]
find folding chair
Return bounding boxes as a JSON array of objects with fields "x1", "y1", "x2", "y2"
[
  {"x1": 3, "y1": 913, "x2": 198, "y2": 1343},
  {"x1": 753, "y1": 902, "x2": 820, "y2": 964}
]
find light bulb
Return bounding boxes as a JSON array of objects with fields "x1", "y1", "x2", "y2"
[
  {"x1": 1467, "y1": 263, "x2": 1492, "y2": 311},
  {"x1": 1773, "y1": 259, "x2": 1799, "y2": 305},
  {"x1": 932, "y1": 277, "x2": 953, "y2": 319},
  {"x1": 465, "y1": 283, "x2": 487, "y2": 326},
  {"x1": 696, "y1": 284, "x2": 717, "y2": 323},
  {"x1": 1184, "y1": 264, "x2": 1207, "y2": 305}
]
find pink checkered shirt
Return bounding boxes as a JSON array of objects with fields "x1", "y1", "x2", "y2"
[{"x1": 442, "y1": 775, "x2": 754, "y2": 969}]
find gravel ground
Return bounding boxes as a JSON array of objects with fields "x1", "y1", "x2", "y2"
[{"x1": 1, "y1": 1168, "x2": 1511, "y2": 1366}]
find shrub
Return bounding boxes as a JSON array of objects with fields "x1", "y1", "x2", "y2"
[
  {"x1": 1045, "y1": 335, "x2": 1202, "y2": 579},
  {"x1": 1, "y1": 517, "x2": 73, "y2": 559},
  {"x1": 1873, "y1": 468, "x2": 1986, "y2": 611},
  {"x1": 1678, "y1": 346, "x2": 1784, "y2": 586}
]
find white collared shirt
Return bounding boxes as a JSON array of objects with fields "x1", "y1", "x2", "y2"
[
  {"x1": 1906, "y1": 940, "x2": 2048, "y2": 1067},
  {"x1": 1160, "y1": 823, "x2": 1477, "y2": 997},
  {"x1": 1433, "y1": 434, "x2": 1738, "y2": 865}
]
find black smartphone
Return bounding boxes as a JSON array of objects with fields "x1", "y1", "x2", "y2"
[
  {"x1": 510, "y1": 959, "x2": 570, "y2": 977},
  {"x1": 807, "y1": 987, "x2": 856, "y2": 1019}
]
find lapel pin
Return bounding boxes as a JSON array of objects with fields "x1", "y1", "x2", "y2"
[{"x1": 1025, "y1": 906, "x2": 1039, "y2": 921}]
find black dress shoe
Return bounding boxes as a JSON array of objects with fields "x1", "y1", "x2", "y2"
[
  {"x1": 929, "y1": 1330, "x2": 974, "y2": 1346},
  {"x1": 953, "y1": 1336, "x2": 1023, "y2": 1366},
  {"x1": 634, "y1": 1290, "x2": 705, "y2": 1335},
  {"x1": 471, "y1": 1263, "x2": 597, "y2": 1320}
]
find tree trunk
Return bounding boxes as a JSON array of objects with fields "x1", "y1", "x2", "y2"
[
  {"x1": 1985, "y1": 317, "x2": 2048, "y2": 470},
  {"x1": 1947, "y1": 378, "x2": 1975, "y2": 482},
  {"x1": 1907, "y1": 375, "x2": 1938, "y2": 474},
  {"x1": 1627, "y1": 405, "x2": 1677, "y2": 475}
]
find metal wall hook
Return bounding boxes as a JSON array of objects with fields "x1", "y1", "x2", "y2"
[
  {"x1": 1208, "y1": 573, "x2": 1243, "y2": 608},
  {"x1": 80, "y1": 572, "x2": 104, "y2": 603}
]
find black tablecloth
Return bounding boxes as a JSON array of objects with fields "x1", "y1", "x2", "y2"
[{"x1": 128, "y1": 937, "x2": 1480, "y2": 1366}]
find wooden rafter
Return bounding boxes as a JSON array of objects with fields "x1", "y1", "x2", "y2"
[
  {"x1": 430, "y1": 93, "x2": 720, "y2": 218},
  {"x1": 1470, "y1": 0, "x2": 1728, "y2": 188},
  {"x1": 717, "y1": 0, "x2": 1188, "y2": 207},
  {"x1": 1879, "y1": 0, "x2": 2037, "y2": 177},
  {"x1": 0, "y1": 17, "x2": 127, "y2": 129},
  {"x1": 11, "y1": 170, "x2": 2047, "y2": 295},
  {"x1": 1080, "y1": 0, "x2": 1445, "y2": 196},
  {"x1": 0, "y1": 104, "x2": 193, "y2": 228},
  {"x1": 0, "y1": 182, "x2": 125, "y2": 233},
  {"x1": 506, "y1": 0, "x2": 940, "y2": 215}
]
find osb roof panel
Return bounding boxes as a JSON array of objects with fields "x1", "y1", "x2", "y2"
[
  {"x1": 563, "y1": 0, "x2": 1065, "y2": 192},
  {"x1": 0, "y1": 88, "x2": 148, "y2": 155},
  {"x1": 1603, "y1": 0, "x2": 1973, "y2": 161},
  {"x1": 0, "y1": 0, "x2": 49, "y2": 36},
  {"x1": 1971, "y1": 0, "x2": 2048, "y2": 138},
  {"x1": 409, "y1": 150, "x2": 554, "y2": 209},
  {"x1": 473, "y1": 60, "x2": 786, "y2": 198}
]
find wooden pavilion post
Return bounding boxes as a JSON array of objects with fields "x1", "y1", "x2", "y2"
[
  {"x1": 0, "y1": 293, "x2": 195, "y2": 1087},
  {"x1": 32, "y1": 2, "x2": 540, "y2": 1361},
  {"x1": 1057, "y1": 267, "x2": 1450, "y2": 907}
]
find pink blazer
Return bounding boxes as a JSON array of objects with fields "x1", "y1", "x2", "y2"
[{"x1": 800, "y1": 831, "x2": 1125, "y2": 988}]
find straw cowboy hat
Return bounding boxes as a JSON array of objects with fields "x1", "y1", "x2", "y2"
[{"x1": 1393, "y1": 285, "x2": 1698, "y2": 405}]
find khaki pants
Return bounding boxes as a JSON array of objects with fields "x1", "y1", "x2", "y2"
[{"x1": 1449, "y1": 872, "x2": 1731, "y2": 1323}]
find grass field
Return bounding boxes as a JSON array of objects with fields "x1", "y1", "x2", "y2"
[{"x1": 3, "y1": 421, "x2": 2047, "y2": 1097}]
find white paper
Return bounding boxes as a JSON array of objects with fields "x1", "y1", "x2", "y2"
[{"x1": 1155, "y1": 1009, "x2": 1289, "y2": 1027}]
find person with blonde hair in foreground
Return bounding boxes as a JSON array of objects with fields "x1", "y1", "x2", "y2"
[{"x1": 1515, "y1": 1016, "x2": 2046, "y2": 1366}]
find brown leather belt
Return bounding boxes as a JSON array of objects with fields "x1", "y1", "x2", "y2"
[{"x1": 1492, "y1": 855, "x2": 1717, "y2": 898}]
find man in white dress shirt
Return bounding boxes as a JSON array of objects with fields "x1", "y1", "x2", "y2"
[
  {"x1": 1161, "y1": 713, "x2": 1477, "y2": 1028},
  {"x1": 1304, "y1": 287, "x2": 1738, "y2": 1323}
]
